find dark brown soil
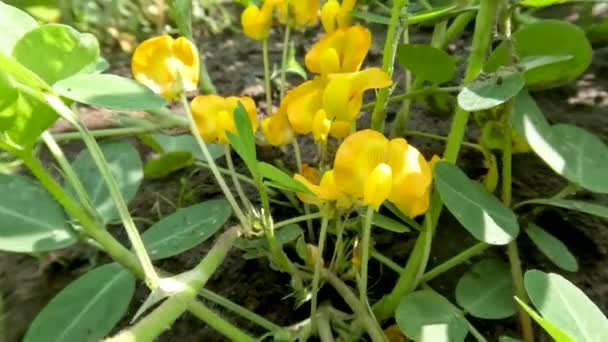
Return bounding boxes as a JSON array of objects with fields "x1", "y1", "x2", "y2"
[{"x1": 2, "y1": 6, "x2": 608, "y2": 342}]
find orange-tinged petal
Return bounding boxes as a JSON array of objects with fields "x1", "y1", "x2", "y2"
[
  {"x1": 294, "y1": 173, "x2": 322, "y2": 205},
  {"x1": 333, "y1": 129, "x2": 389, "y2": 198},
  {"x1": 132, "y1": 35, "x2": 199, "y2": 99},
  {"x1": 321, "y1": 0, "x2": 340, "y2": 32},
  {"x1": 305, "y1": 25, "x2": 371, "y2": 75},
  {"x1": 363, "y1": 163, "x2": 392, "y2": 210},
  {"x1": 387, "y1": 139, "x2": 432, "y2": 201},
  {"x1": 301, "y1": 163, "x2": 321, "y2": 183}
]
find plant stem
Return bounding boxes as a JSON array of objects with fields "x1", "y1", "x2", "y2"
[
  {"x1": 321, "y1": 269, "x2": 386, "y2": 342},
  {"x1": 50, "y1": 124, "x2": 179, "y2": 142},
  {"x1": 199, "y1": 288, "x2": 281, "y2": 332},
  {"x1": 370, "y1": 0, "x2": 408, "y2": 132},
  {"x1": 441, "y1": 5, "x2": 477, "y2": 50},
  {"x1": 316, "y1": 308, "x2": 336, "y2": 342},
  {"x1": 45, "y1": 95, "x2": 159, "y2": 288},
  {"x1": 402, "y1": 130, "x2": 484, "y2": 153},
  {"x1": 279, "y1": 25, "x2": 291, "y2": 100},
  {"x1": 361, "y1": 86, "x2": 460, "y2": 111},
  {"x1": 224, "y1": 145, "x2": 252, "y2": 212},
  {"x1": 274, "y1": 212, "x2": 323, "y2": 229},
  {"x1": 311, "y1": 215, "x2": 329, "y2": 327},
  {"x1": 293, "y1": 139, "x2": 314, "y2": 242},
  {"x1": 262, "y1": 39, "x2": 273, "y2": 116},
  {"x1": 180, "y1": 94, "x2": 249, "y2": 227},
  {"x1": 420, "y1": 242, "x2": 490, "y2": 282},
  {"x1": 186, "y1": 301, "x2": 256, "y2": 342},
  {"x1": 372, "y1": 250, "x2": 403, "y2": 273},
  {"x1": 373, "y1": 0, "x2": 499, "y2": 322},
  {"x1": 194, "y1": 160, "x2": 257, "y2": 187},
  {"x1": 359, "y1": 206, "x2": 374, "y2": 304},
  {"x1": 468, "y1": 321, "x2": 489, "y2": 342}
]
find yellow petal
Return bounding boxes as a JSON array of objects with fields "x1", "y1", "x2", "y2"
[
  {"x1": 329, "y1": 120, "x2": 351, "y2": 138},
  {"x1": 323, "y1": 75, "x2": 351, "y2": 121},
  {"x1": 387, "y1": 139, "x2": 432, "y2": 201},
  {"x1": 132, "y1": 35, "x2": 199, "y2": 99},
  {"x1": 294, "y1": 173, "x2": 322, "y2": 205},
  {"x1": 333, "y1": 129, "x2": 388, "y2": 199},
  {"x1": 225, "y1": 96, "x2": 259, "y2": 132},
  {"x1": 241, "y1": 1, "x2": 277, "y2": 40},
  {"x1": 319, "y1": 48, "x2": 341, "y2": 75},
  {"x1": 392, "y1": 187, "x2": 431, "y2": 218},
  {"x1": 261, "y1": 113, "x2": 294, "y2": 146},
  {"x1": 305, "y1": 25, "x2": 371, "y2": 75},
  {"x1": 363, "y1": 163, "x2": 392, "y2": 210},
  {"x1": 341, "y1": 25, "x2": 371, "y2": 72},
  {"x1": 336, "y1": 0, "x2": 356, "y2": 28},
  {"x1": 278, "y1": 0, "x2": 320, "y2": 28},
  {"x1": 349, "y1": 67, "x2": 392, "y2": 93},
  {"x1": 321, "y1": 0, "x2": 340, "y2": 32},
  {"x1": 285, "y1": 79, "x2": 324, "y2": 134},
  {"x1": 318, "y1": 170, "x2": 341, "y2": 201},
  {"x1": 190, "y1": 95, "x2": 225, "y2": 143},
  {"x1": 312, "y1": 109, "x2": 332, "y2": 144}
]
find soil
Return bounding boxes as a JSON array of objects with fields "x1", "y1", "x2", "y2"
[{"x1": 2, "y1": 4, "x2": 608, "y2": 342}]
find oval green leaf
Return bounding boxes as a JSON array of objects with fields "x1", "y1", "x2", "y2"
[
  {"x1": 397, "y1": 44, "x2": 456, "y2": 84},
  {"x1": 486, "y1": 20, "x2": 592, "y2": 89},
  {"x1": 67, "y1": 141, "x2": 143, "y2": 224},
  {"x1": 457, "y1": 71, "x2": 526, "y2": 112},
  {"x1": 53, "y1": 74, "x2": 166, "y2": 110},
  {"x1": 517, "y1": 198, "x2": 608, "y2": 219},
  {"x1": 372, "y1": 213, "x2": 411, "y2": 233},
  {"x1": 396, "y1": 290, "x2": 469, "y2": 342},
  {"x1": 0, "y1": 174, "x2": 76, "y2": 252},
  {"x1": 455, "y1": 259, "x2": 516, "y2": 319},
  {"x1": 144, "y1": 151, "x2": 193, "y2": 178},
  {"x1": 434, "y1": 162, "x2": 519, "y2": 245},
  {"x1": 12, "y1": 24, "x2": 100, "y2": 84},
  {"x1": 525, "y1": 224, "x2": 578, "y2": 272},
  {"x1": 0, "y1": 2, "x2": 38, "y2": 55},
  {"x1": 0, "y1": 52, "x2": 50, "y2": 91},
  {"x1": 150, "y1": 133, "x2": 224, "y2": 161},
  {"x1": 525, "y1": 270, "x2": 608, "y2": 342},
  {"x1": 142, "y1": 200, "x2": 231, "y2": 260},
  {"x1": 24, "y1": 263, "x2": 135, "y2": 342},
  {"x1": 513, "y1": 91, "x2": 608, "y2": 193}
]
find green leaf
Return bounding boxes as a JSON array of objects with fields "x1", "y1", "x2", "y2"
[
  {"x1": 12, "y1": 24, "x2": 100, "y2": 84},
  {"x1": 372, "y1": 213, "x2": 411, "y2": 233},
  {"x1": 519, "y1": 0, "x2": 568, "y2": 7},
  {"x1": 142, "y1": 200, "x2": 231, "y2": 260},
  {"x1": 455, "y1": 259, "x2": 516, "y2": 319},
  {"x1": 150, "y1": 133, "x2": 224, "y2": 162},
  {"x1": 144, "y1": 151, "x2": 193, "y2": 178},
  {"x1": 518, "y1": 198, "x2": 608, "y2": 219},
  {"x1": 0, "y1": 70, "x2": 19, "y2": 130},
  {"x1": 0, "y1": 2, "x2": 38, "y2": 55},
  {"x1": 226, "y1": 102, "x2": 259, "y2": 178},
  {"x1": 0, "y1": 174, "x2": 76, "y2": 252},
  {"x1": 434, "y1": 162, "x2": 519, "y2": 245},
  {"x1": 24, "y1": 263, "x2": 135, "y2": 342},
  {"x1": 524, "y1": 270, "x2": 608, "y2": 341},
  {"x1": 486, "y1": 20, "x2": 592, "y2": 89},
  {"x1": 53, "y1": 74, "x2": 166, "y2": 110},
  {"x1": 397, "y1": 44, "x2": 456, "y2": 84},
  {"x1": 396, "y1": 290, "x2": 469, "y2": 342},
  {"x1": 384, "y1": 202, "x2": 422, "y2": 231},
  {"x1": 0, "y1": 52, "x2": 50, "y2": 91},
  {"x1": 498, "y1": 336, "x2": 522, "y2": 342},
  {"x1": 258, "y1": 162, "x2": 310, "y2": 194},
  {"x1": 519, "y1": 55, "x2": 573, "y2": 71},
  {"x1": 168, "y1": 0, "x2": 193, "y2": 39},
  {"x1": 513, "y1": 91, "x2": 608, "y2": 193},
  {"x1": 236, "y1": 224, "x2": 303, "y2": 259},
  {"x1": 67, "y1": 141, "x2": 143, "y2": 224},
  {"x1": 525, "y1": 224, "x2": 578, "y2": 272},
  {"x1": 351, "y1": 5, "x2": 477, "y2": 26},
  {"x1": 515, "y1": 297, "x2": 574, "y2": 342},
  {"x1": 457, "y1": 70, "x2": 526, "y2": 112}
]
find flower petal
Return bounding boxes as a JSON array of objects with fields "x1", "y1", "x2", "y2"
[
  {"x1": 364, "y1": 163, "x2": 392, "y2": 210},
  {"x1": 321, "y1": 0, "x2": 340, "y2": 33},
  {"x1": 190, "y1": 95, "x2": 225, "y2": 143}
]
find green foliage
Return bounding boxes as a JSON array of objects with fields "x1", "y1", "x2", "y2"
[
  {"x1": 397, "y1": 44, "x2": 456, "y2": 84},
  {"x1": 144, "y1": 151, "x2": 193, "y2": 178},
  {"x1": 396, "y1": 290, "x2": 469, "y2": 342},
  {"x1": 24, "y1": 263, "x2": 135, "y2": 342},
  {"x1": 227, "y1": 103, "x2": 259, "y2": 179},
  {"x1": 525, "y1": 224, "x2": 578, "y2": 272},
  {"x1": 455, "y1": 259, "x2": 517, "y2": 319},
  {"x1": 434, "y1": 161, "x2": 519, "y2": 245},
  {"x1": 66, "y1": 140, "x2": 143, "y2": 224},
  {"x1": 142, "y1": 200, "x2": 232, "y2": 260},
  {"x1": 53, "y1": 74, "x2": 167, "y2": 110},
  {"x1": 371, "y1": 213, "x2": 411, "y2": 233},
  {"x1": 457, "y1": 70, "x2": 526, "y2": 111},
  {"x1": 258, "y1": 162, "x2": 311, "y2": 194},
  {"x1": 0, "y1": 173, "x2": 76, "y2": 252},
  {"x1": 0, "y1": 1, "x2": 37, "y2": 55}
]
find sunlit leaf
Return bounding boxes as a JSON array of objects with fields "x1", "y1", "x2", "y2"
[
  {"x1": 0, "y1": 2, "x2": 38, "y2": 55},
  {"x1": 457, "y1": 70, "x2": 525, "y2": 111},
  {"x1": 515, "y1": 297, "x2": 574, "y2": 342}
]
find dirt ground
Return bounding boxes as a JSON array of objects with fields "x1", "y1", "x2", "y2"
[{"x1": 2, "y1": 6, "x2": 608, "y2": 342}]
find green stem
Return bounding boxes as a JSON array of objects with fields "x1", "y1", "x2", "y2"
[
  {"x1": 224, "y1": 144, "x2": 252, "y2": 212},
  {"x1": 370, "y1": 0, "x2": 408, "y2": 132},
  {"x1": 187, "y1": 301, "x2": 256, "y2": 342},
  {"x1": 45, "y1": 95, "x2": 158, "y2": 288},
  {"x1": 321, "y1": 269, "x2": 386, "y2": 342},
  {"x1": 468, "y1": 321, "x2": 489, "y2": 342},
  {"x1": 293, "y1": 139, "x2": 314, "y2": 242},
  {"x1": 262, "y1": 39, "x2": 273, "y2": 116},
  {"x1": 362, "y1": 86, "x2": 460, "y2": 111},
  {"x1": 274, "y1": 212, "x2": 323, "y2": 229},
  {"x1": 199, "y1": 288, "x2": 281, "y2": 332},
  {"x1": 316, "y1": 308, "x2": 335, "y2": 342},
  {"x1": 279, "y1": 25, "x2": 291, "y2": 100},
  {"x1": 194, "y1": 160, "x2": 257, "y2": 187},
  {"x1": 441, "y1": 6, "x2": 476, "y2": 50},
  {"x1": 180, "y1": 94, "x2": 249, "y2": 227},
  {"x1": 420, "y1": 242, "x2": 490, "y2": 283},
  {"x1": 402, "y1": 130, "x2": 484, "y2": 153},
  {"x1": 372, "y1": 250, "x2": 403, "y2": 274},
  {"x1": 359, "y1": 207, "x2": 374, "y2": 304},
  {"x1": 110, "y1": 228, "x2": 241, "y2": 342},
  {"x1": 373, "y1": 0, "x2": 499, "y2": 322},
  {"x1": 50, "y1": 123, "x2": 181, "y2": 142},
  {"x1": 311, "y1": 215, "x2": 329, "y2": 327}
]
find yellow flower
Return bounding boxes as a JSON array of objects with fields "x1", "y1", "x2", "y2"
[
  {"x1": 321, "y1": 0, "x2": 355, "y2": 33},
  {"x1": 131, "y1": 35, "x2": 199, "y2": 100},
  {"x1": 305, "y1": 25, "x2": 371, "y2": 75},
  {"x1": 333, "y1": 130, "x2": 433, "y2": 217},
  {"x1": 261, "y1": 108, "x2": 294, "y2": 146},
  {"x1": 277, "y1": 0, "x2": 320, "y2": 29},
  {"x1": 241, "y1": 0, "x2": 278, "y2": 40},
  {"x1": 190, "y1": 95, "x2": 258, "y2": 144},
  {"x1": 294, "y1": 169, "x2": 351, "y2": 208}
]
